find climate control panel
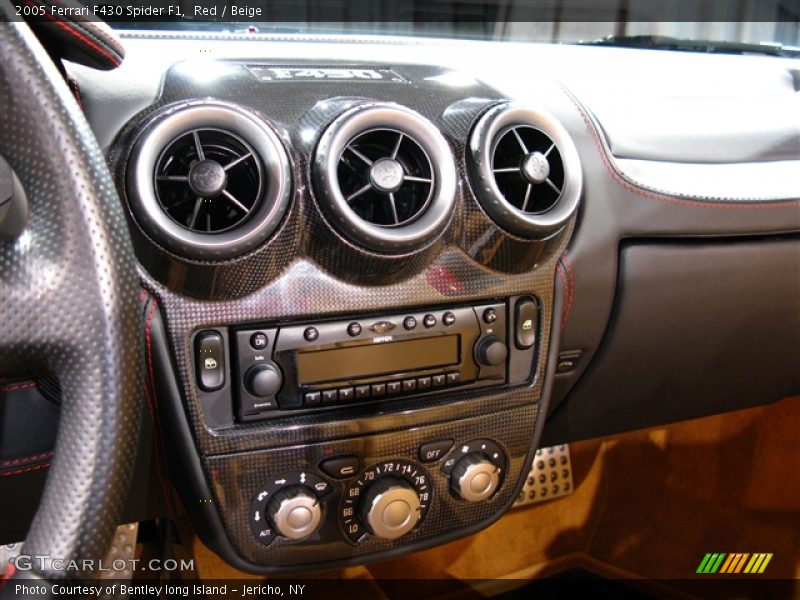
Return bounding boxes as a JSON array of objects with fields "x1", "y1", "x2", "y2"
[{"x1": 245, "y1": 439, "x2": 508, "y2": 549}]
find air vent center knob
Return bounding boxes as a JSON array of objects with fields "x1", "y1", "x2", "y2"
[
  {"x1": 188, "y1": 159, "x2": 228, "y2": 197},
  {"x1": 521, "y1": 152, "x2": 550, "y2": 185},
  {"x1": 369, "y1": 158, "x2": 405, "y2": 194}
]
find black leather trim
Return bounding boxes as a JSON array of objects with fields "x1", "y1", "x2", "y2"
[
  {"x1": 24, "y1": 0, "x2": 124, "y2": 71},
  {"x1": 543, "y1": 237, "x2": 800, "y2": 445}
]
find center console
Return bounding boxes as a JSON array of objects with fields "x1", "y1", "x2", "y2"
[{"x1": 114, "y1": 59, "x2": 581, "y2": 572}]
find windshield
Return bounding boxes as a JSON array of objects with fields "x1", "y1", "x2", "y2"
[{"x1": 110, "y1": 1, "x2": 800, "y2": 48}]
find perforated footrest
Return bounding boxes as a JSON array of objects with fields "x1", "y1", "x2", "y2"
[
  {"x1": 514, "y1": 444, "x2": 573, "y2": 506},
  {"x1": 99, "y1": 522, "x2": 139, "y2": 581}
]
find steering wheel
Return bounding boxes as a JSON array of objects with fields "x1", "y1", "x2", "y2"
[{"x1": 0, "y1": 16, "x2": 142, "y2": 582}]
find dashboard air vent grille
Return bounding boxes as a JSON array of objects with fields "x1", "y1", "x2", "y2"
[
  {"x1": 468, "y1": 102, "x2": 582, "y2": 239},
  {"x1": 336, "y1": 129, "x2": 434, "y2": 227},
  {"x1": 154, "y1": 129, "x2": 263, "y2": 233},
  {"x1": 127, "y1": 102, "x2": 291, "y2": 260},
  {"x1": 313, "y1": 103, "x2": 456, "y2": 253},
  {"x1": 492, "y1": 126, "x2": 564, "y2": 214}
]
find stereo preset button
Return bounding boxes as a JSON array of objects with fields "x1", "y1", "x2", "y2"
[
  {"x1": 446, "y1": 372, "x2": 460, "y2": 385},
  {"x1": 423, "y1": 314, "x2": 436, "y2": 328},
  {"x1": 419, "y1": 439, "x2": 454, "y2": 463},
  {"x1": 250, "y1": 332, "x2": 268, "y2": 350},
  {"x1": 442, "y1": 312, "x2": 456, "y2": 326},
  {"x1": 386, "y1": 381, "x2": 402, "y2": 395},
  {"x1": 303, "y1": 327, "x2": 320, "y2": 342},
  {"x1": 483, "y1": 308, "x2": 497, "y2": 324},
  {"x1": 371, "y1": 383, "x2": 386, "y2": 397},
  {"x1": 369, "y1": 321, "x2": 396, "y2": 334},
  {"x1": 417, "y1": 377, "x2": 432, "y2": 390},
  {"x1": 304, "y1": 391, "x2": 321, "y2": 406},
  {"x1": 403, "y1": 316, "x2": 417, "y2": 330},
  {"x1": 322, "y1": 389, "x2": 338, "y2": 404},
  {"x1": 319, "y1": 456, "x2": 361, "y2": 479},
  {"x1": 432, "y1": 375, "x2": 446, "y2": 387},
  {"x1": 347, "y1": 322, "x2": 362, "y2": 337},
  {"x1": 402, "y1": 379, "x2": 417, "y2": 393},
  {"x1": 339, "y1": 387, "x2": 354, "y2": 402},
  {"x1": 355, "y1": 385, "x2": 371, "y2": 399}
]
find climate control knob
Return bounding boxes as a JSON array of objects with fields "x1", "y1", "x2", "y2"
[
  {"x1": 339, "y1": 460, "x2": 431, "y2": 543},
  {"x1": 266, "y1": 486, "x2": 322, "y2": 541},
  {"x1": 451, "y1": 454, "x2": 501, "y2": 502},
  {"x1": 360, "y1": 477, "x2": 421, "y2": 540},
  {"x1": 475, "y1": 335, "x2": 508, "y2": 367}
]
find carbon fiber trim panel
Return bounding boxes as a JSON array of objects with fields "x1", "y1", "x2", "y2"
[
  {"x1": 205, "y1": 403, "x2": 537, "y2": 567},
  {"x1": 142, "y1": 239, "x2": 565, "y2": 456},
  {"x1": 112, "y1": 62, "x2": 567, "y2": 300}
]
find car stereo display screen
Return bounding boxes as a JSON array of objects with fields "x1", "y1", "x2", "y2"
[{"x1": 296, "y1": 335, "x2": 460, "y2": 384}]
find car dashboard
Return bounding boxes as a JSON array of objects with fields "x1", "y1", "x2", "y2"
[{"x1": 3, "y1": 29, "x2": 798, "y2": 577}]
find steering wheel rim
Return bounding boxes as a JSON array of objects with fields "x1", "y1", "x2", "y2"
[{"x1": 0, "y1": 16, "x2": 141, "y2": 580}]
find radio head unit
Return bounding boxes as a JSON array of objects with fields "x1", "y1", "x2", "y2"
[{"x1": 227, "y1": 298, "x2": 539, "y2": 422}]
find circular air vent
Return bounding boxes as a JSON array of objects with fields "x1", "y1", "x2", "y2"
[
  {"x1": 468, "y1": 102, "x2": 582, "y2": 239},
  {"x1": 313, "y1": 103, "x2": 456, "y2": 253},
  {"x1": 154, "y1": 129, "x2": 262, "y2": 233},
  {"x1": 127, "y1": 102, "x2": 291, "y2": 260}
]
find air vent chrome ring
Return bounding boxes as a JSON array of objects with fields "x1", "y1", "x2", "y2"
[
  {"x1": 127, "y1": 102, "x2": 291, "y2": 260},
  {"x1": 468, "y1": 102, "x2": 582, "y2": 239},
  {"x1": 313, "y1": 103, "x2": 457, "y2": 253}
]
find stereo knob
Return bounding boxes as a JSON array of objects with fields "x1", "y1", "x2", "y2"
[
  {"x1": 476, "y1": 335, "x2": 508, "y2": 367},
  {"x1": 267, "y1": 486, "x2": 322, "y2": 540},
  {"x1": 245, "y1": 363, "x2": 283, "y2": 398},
  {"x1": 451, "y1": 454, "x2": 500, "y2": 502},
  {"x1": 360, "y1": 477, "x2": 421, "y2": 540}
]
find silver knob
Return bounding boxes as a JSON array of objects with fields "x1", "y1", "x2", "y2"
[
  {"x1": 267, "y1": 486, "x2": 322, "y2": 540},
  {"x1": 451, "y1": 454, "x2": 500, "y2": 502},
  {"x1": 361, "y1": 477, "x2": 421, "y2": 540}
]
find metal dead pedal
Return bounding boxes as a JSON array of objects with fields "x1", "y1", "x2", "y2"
[
  {"x1": 514, "y1": 444, "x2": 573, "y2": 506},
  {"x1": 96, "y1": 523, "x2": 139, "y2": 600},
  {"x1": 99, "y1": 522, "x2": 139, "y2": 580}
]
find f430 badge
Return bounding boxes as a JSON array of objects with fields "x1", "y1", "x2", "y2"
[{"x1": 247, "y1": 65, "x2": 407, "y2": 83}]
